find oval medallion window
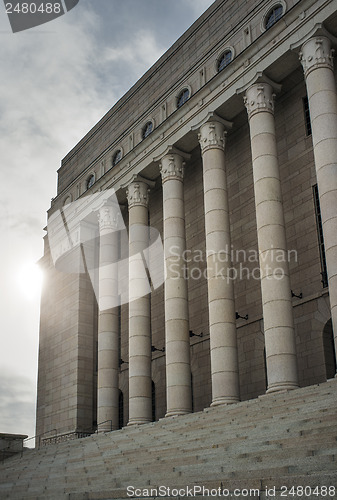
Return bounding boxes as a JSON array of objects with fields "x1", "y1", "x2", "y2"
[
  {"x1": 142, "y1": 121, "x2": 153, "y2": 139},
  {"x1": 112, "y1": 149, "x2": 122, "y2": 167},
  {"x1": 86, "y1": 174, "x2": 95, "y2": 190},
  {"x1": 265, "y1": 4, "x2": 283, "y2": 30},
  {"x1": 177, "y1": 88, "x2": 190, "y2": 108},
  {"x1": 217, "y1": 50, "x2": 232, "y2": 72}
]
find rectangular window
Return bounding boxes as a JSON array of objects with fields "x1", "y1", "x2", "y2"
[
  {"x1": 313, "y1": 184, "x2": 328, "y2": 288},
  {"x1": 303, "y1": 96, "x2": 312, "y2": 136},
  {"x1": 95, "y1": 340, "x2": 98, "y2": 373},
  {"x1": 118, "y1": 302, "x2": 122, "y2": 364}
]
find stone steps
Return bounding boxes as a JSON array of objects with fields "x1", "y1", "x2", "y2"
[{"x1": 0, "y1": 381, "x2": 336, "y2": 499}]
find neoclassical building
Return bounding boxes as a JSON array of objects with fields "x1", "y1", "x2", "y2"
[{"x1": 36, "y1": 0, "x2": 337, "y2": 444}]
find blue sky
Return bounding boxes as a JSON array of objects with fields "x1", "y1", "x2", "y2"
[{"x1": 0, "y1": 0, "x2": 215, "y2": 443}]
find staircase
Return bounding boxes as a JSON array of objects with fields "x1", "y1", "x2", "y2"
[{"x1": 0, "y1": 380, "x2": 336, "y2": 500}]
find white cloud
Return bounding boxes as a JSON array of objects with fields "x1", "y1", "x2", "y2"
[
  {"x1": 184, "y1": 0, "x2": 215, "y2": 16},
  {"x1": 104, "y1": 29, "x2": 165, "y2": 71},
  {"x1": 0, "y1": 8, "x2": 112, "y2": 160}
]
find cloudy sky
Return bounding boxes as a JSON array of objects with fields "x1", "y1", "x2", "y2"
[{"x1": 0, "y1": 0, "x2": 215, "y2": 444}]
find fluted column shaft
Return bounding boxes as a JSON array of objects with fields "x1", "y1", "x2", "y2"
[
  {"x1": 160, "y1": 153, "x2": 192, "y2": 416},
  {"x1": 300, "y1": 36, "x2": 337, "y2": 364},
  {"x1": 245, "y1": 83, "x2": 299, "y2": 393},
  {"x1": 127, "y1": 181, "x2": 152, "y2": 425},
  {"x1": 97, "y1": 203, "x2": 120, "y2": 431},
  {"x1": 198, "y1": 119, "x2": 240, "y2": 405}
]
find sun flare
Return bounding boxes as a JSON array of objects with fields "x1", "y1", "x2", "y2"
[{"x1": 17, "y1": 262, "x2": 44, "y2": 301}]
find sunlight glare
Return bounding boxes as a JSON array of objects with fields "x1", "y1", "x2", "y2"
[{"x1": 17, "y1": 262, "x2": 44, "y2": 301}]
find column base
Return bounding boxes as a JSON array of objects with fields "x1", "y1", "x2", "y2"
[
  {"x1": 266, "y1": 382, "x2": 299, "y2": 394},
  {"x1": 211, "y1": 396, "x2": 240, "y2": 407},
  {"x1": 127, "y1": 418, "x2": 152, "y2": 426},
  {"x1": 165, "y1": 409, "x2": 191, "y2": 418},
  {"x1": 97, "y1": 427, "x2": 118, "y2": 433}
]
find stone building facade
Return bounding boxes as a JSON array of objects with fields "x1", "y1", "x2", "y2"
[{"x1": 36, "y1": 0, "x2": 337, "y2": 445}]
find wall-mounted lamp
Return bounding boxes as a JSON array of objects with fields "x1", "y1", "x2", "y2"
[
  {"x1": 236, "y1": 312, "x2": 248, "y2": 321},
  {"x1": 151, "y1": 345, "x2": 165, "y2": 353},
  {"x1": 189, "y1": 330, "x2": 203, "y2": 338}
]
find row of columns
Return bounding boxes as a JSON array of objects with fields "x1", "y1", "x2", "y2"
[{"x1": 96, "y1": 35, "x2": 337, "y2": 430}]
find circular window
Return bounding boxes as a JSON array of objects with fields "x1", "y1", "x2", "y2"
[
  {"x1": 112, "y1": 149, "x2": 122, "y2": 167},
  {"x1": 142, "y1": 121, "x2": 154, "y2": 140},
  {"x1": 86, "y1": 174, "x2": 95, "y2": 190},
  {"x1": 265, "y1": 4, "x2": 283, "y2": 30},
  {"x1": 177, "y1": 88, "x2": 190, "y2": 108},
  {"x1": 217, "y1": 50, "x2": 232, "y2": 72}
]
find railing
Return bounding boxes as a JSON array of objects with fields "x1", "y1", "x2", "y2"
[
  {"x1": 0, "y1": 431, "x2": 56, "y2": 462},
  {"x1": 23, "y1": 420, "x2": 114, "y2": 450},
  {"x1": 95, "y1": 420, "x2": 113, "y2": 433},
  {"x1": 24, "y1": 429, "x2": 57, "y2": 449}
]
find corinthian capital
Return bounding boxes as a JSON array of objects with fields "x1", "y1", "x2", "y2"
[
  {"x1": 98, "y1": 202, "x2": 120, "y2": 231},
  {"x1": 126, "y1": 181, "x2": 150, "y2": 209},
  {"x1": 244, "y1": 83, "x2": 275, "y2": 119},
  {"x1": 299, "y1": 36, "x2": 334, "y2": 77},
  {"x1": 160, "y1": 154, "x2": 185, "y2": 183},
  {"x1": 198, "y1": 121, "x2": 226, "y2": 154}
]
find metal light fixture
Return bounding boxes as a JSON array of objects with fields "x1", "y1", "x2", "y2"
[
  {"x1": 189, "y1": 330, "x2": 203, "y2": 338},
  {"x1": 151, "y1": 345, "x2": 165, "y2": 353}
]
